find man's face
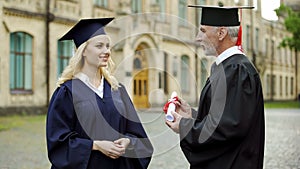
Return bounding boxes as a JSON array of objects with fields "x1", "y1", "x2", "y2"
[{"x1": 196, "y1": 25, "x2": 218, "y2": 56}]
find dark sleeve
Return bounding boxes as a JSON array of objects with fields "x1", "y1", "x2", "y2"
[
  {"x1": 46, "y1": 86, "x2": 93, "y2": 169},
  {"x1": 119, "y1": 84, "x2": 153, "y2": 169},
  {"x1": 180, "y1": 63, "x2": 259, "y2": 160},
  {"x1": 191, "y1": 108, "x2": 198, "y2": 118}
]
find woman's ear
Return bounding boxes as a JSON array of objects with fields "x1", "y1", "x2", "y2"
[{"x1": 82, "y1": 48, "x2": 86, "y2": 57}]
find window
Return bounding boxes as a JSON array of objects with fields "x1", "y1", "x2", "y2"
[
  {"x1": 172, "y1": 56, "x2": 178, "y2": 77},
  {"x1": 57, "y1": 40, "x2": 74, "y2": 77},
  {"x1": 246, "y1": 25, "x2": 250, "y2": 50},
  {"x1": 159, "y1": 72, "x2": 162, "y2": 88},
  {"x1": 280, "y1": 76, "x2": 282, "y2": 96},
  {"x1": 134, "y1": 58, "x2": 142, "y2": 69},
  {"x1": 291, "y1": 77, "x2": 294, "y2": 95},
  {"x1": 277, "y1": 46, "x2": 281, "y2": 63},
  {"x1": 285, "y1": 76, "x2": 288, "y2": 96},
  {"x1": 181, "y1": 55, "x2": 190, "y2": 93},
  {"x1": 155, "y1": 0, "x2": 166, "y2": 20},
  {"x1": 266, "y1": 74, "x2": 270, "y2": 96},
  {"x1": 178, "y1": 0, "x2": 187, "y2": 25},
  {"x1": 272, "y1": 75, "x2": 276, "y2": 96},
  {"x1": 10, "y1": 32, "x2": 33, "y2": 93},
  {"x1": 271, "y1": 40, "x2": 274, "y2": 61},
  {"x1": 255, "y1": 28, "x2": 259, "y2": 51},
  {"x1": 265, "y1": 39, "x2": 269, "y2": 57},
  {"x1": 163, "y1": 52, "x2": 168, "y2": 93},
  {"x1": 94, "y1": 0, "x2": 108, "y2": 7},
  {"x1": 131, "y1": 0, "x2": 142, "y2": 13}
]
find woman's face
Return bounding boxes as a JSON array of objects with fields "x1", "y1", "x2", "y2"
[{"x1": 83, "y1": 35, "x2": 111, "y2": 68}]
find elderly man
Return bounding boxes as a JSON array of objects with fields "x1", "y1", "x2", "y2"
[{"x1": 166, "y1": 5, "x2": 265, "y2": 169}]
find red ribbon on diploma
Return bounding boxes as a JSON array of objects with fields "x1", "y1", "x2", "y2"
[{"x1": 163, "y1": 96, "x2": 179, "y2": 114}]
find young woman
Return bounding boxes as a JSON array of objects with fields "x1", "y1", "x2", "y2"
[{"x1": 46, "y1": 18, "x2": 153, "y2": 169}]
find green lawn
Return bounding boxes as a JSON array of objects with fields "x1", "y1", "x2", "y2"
[
  {"x1": 264, "y1": 101, "x2": 300, "y2": 109},
  {"x1": 0, "y1": 115, "x2": 45, "y2": 131}
]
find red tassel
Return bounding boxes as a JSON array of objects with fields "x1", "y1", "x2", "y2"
[
  {"x1": 236, "y1": 25, "x2": 243, "y2": 52},
  {"x1": 236, "y1": 9, "x2": 243, "y2": 52}
]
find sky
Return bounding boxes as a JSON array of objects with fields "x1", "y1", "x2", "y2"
[{"x1": 261, "y1": 0, "x2": 281, "y2": 20}]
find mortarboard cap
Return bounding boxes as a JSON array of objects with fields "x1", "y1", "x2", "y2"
[
  {"x1": 59, "y1": 17, "x2": 114, "y2": 48},
  {"x1": 187, "y1": 5, "x2": 253, "y2": 26}
]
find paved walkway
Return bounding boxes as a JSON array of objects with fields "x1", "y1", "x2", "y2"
[{"x1": 0, "y1": 108, "x2": 299, "y2": 169}]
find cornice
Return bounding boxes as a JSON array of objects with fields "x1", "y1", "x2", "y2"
[{"x1": 3, "y1": 7, "x2": 45, "y2": 20}]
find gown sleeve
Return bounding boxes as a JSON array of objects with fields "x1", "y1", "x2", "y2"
[
  {"x1": 46, "y1": 85, "x2": 93, "y2": 169},
  {"x1": 118, "y1": 84, "x2": 153, "y2": 169},
  {"x1": 179, "y1": 62, "x2": 261, "y2": 163}
]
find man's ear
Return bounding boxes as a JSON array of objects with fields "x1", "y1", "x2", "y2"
[{"x1": 218, "y1": 27, "x2": 227, "y2": 41}]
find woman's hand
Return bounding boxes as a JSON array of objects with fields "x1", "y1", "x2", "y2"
[
  {"x1": 114, "y1": 138, "x2": 130, "y2": 149},
  {"x1": 93, "y1": 140, "x2": 125, "y2": 159}
]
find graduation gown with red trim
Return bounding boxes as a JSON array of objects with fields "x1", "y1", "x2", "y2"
[
  {"x1": 179, "y1": 54, "x2": 265, "y2": 169},
  {"x1": 46, "y1": 79, "x2": 153, "y2": 169}
]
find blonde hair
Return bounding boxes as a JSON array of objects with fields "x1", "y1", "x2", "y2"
[{"x1": 56, "y1": 37, "x2": 120, "y2": 90}]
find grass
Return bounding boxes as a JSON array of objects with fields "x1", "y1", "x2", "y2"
[
  {"x1": 0, "y1": 115, "x2": 46, "y2": 132},
  {"x1": 264, "y1": 101, "x2": 300, "y2": 109}
]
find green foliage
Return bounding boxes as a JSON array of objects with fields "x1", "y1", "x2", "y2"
[{"x1": 275, "y1": 4, "x2": 300, "y2": 51}]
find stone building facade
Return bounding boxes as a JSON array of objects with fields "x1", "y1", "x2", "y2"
[{"x1": 0, "y1": 0, "x2": 298, "y2": 114}]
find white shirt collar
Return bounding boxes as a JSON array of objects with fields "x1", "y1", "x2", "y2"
[
  {"x1": 74, "y1": 72, "x2": 104, "y2": 98},
  {"x1": 215, "y1": 46, "x2": 244, "y2": 65}
]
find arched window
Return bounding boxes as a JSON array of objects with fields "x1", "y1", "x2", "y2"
[
  {"x1": 181, "y1": 55, "x2": 190, "y2": 93},
  {"x1": 10, "y1": 32, "x2": 33, "y2": 93},
  {"x1": 133, "y1": 58, "x2": 142, "y2": 69}
]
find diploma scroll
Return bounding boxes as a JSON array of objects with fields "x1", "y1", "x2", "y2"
[{"x1": 163, "y1": 91, "x2": 178, "y2": 122}]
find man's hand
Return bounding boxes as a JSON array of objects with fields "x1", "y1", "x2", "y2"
[
  {"x1": 176, "y1": 97, "x2": 192, "y2": 119},
  {"x1": 165, "y1": 111, "x2": 182, "y2": 133}
]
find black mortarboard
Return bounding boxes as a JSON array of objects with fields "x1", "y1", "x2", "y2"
[
  {"x1": 59, "y1": 17, "x2": 114, "y2": 48},
  {"x1": 187, "y1": 5, "x2": 253, "y2": 26}
]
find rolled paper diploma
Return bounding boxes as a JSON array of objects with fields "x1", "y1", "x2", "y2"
[
  {"x1": 166, "y1": 102, "x2": 175, "y2": 121},
  {"x1": 165, "y1": 92, "x2": 178, "y2": 122}
]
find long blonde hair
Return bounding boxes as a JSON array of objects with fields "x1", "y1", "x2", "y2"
[{"x1": 56, "y1": 37, "x2": 120, "y2": 90}]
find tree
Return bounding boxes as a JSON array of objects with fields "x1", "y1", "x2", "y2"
[{"x1": 275, "y1": 4, "x2": 300, "y2": 99}]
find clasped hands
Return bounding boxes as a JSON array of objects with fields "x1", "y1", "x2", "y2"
[
  {"x1": 93, "y1": 138, "x2": 130, "y2": 159},
  {"x1": 165, "y1": 97, "x2": 192, "y2": 133}
]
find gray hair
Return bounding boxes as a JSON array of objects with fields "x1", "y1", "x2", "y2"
[{"x1": 227, "y1": 26, "x2": 240, "y2": 42}]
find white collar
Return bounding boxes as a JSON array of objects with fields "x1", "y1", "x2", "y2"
[
  {"x1": 74, "y1": 72, "x2": 104, "y2": 98},
  {"x1": 215, "y1": 46, "x2": 244, "y2": 65}
]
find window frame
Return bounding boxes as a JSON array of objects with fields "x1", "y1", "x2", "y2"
[{"x1": 9, "y1": 32, "x2": 33, "y2": 94}]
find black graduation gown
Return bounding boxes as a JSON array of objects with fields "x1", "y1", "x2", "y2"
[
  {"x1": 179, "y1": 54, "x2": 265, "y2": 169},
  {"x1": 46, "y1": 79, "x2": 153, "y2": 169}
]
